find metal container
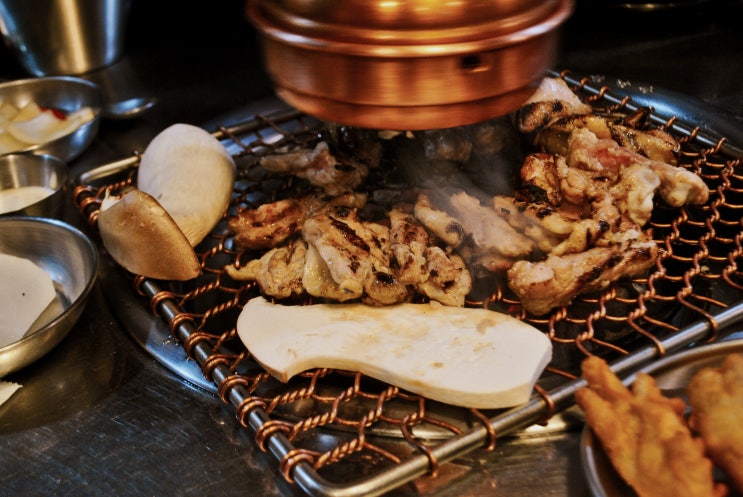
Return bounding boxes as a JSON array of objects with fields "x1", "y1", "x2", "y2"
[
  {"x1": 0, "y1": 154, "x2": 68, "y2": 218},
  {"x1": 581, "y1": 336, "x2": 743, "y2": 497},
  {"x1": 248, "y1": 0, "x2": 573, "y2": 130},
  {"x1": 0, "y1": 216, "x2": 98, "y2": 378},
  {"x1": 0, "y1": 76, "x2": 102, "y2": 162},
  {"x1": 0, "y1": 0, "x2": 130, "y2": 76}
]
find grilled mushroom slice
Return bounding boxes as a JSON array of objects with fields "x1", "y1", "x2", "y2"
[{"x1": 97, "y1": 188, "x2": 201, "y2": 281}]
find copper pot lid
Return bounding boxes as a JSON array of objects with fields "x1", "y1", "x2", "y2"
[{"x1": 248, "y1": 0, "x2": 574, "y2": 130}]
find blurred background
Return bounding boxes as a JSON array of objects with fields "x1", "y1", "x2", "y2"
[{"x1": 1, "y1": 0, "x2": 740, "y2": 131}]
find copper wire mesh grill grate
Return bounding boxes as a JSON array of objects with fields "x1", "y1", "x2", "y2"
[{"x1": 73, "y1": 73, "x2": 743, "y2": 496}]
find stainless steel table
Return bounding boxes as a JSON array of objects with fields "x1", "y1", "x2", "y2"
[{"x1": 2, "y1": 1, "x2": 742, "y2": 495}]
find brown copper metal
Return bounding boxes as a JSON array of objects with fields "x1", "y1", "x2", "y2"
[{"x1": 247, "y1": 0, "x2": 573, "y2": 130}]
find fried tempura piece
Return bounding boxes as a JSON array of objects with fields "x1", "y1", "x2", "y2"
[
  {"x1": 687, "y1": 353, "x2": 743, "y2": 493},
  {"x1": 576, "y1": 356, "x2": 726, "y2": 497}
]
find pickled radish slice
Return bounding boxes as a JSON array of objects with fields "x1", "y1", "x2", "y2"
[
  {"x1": 0, "y1": 253, "x2": 56, "y2": 348},
  {"x1": 0, "y1": 99, "x2": 95, "y2": 152},
  {"x1": 7, "y1": 107, "x2": 94, "y2": 145}
]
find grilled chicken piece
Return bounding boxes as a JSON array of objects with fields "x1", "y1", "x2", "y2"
[
  {"x1": 608, "y1": 163, "x2": 661, "y2": 226},
  {"x1": 518, "y1": 149, "x2": 660, "y2": 228},
  {"x1": 567, "y1": 128, "x2": 708, "y2": 208},
  {"x1": 302, "y1": 243, "x2": 358, "y2": 302},
  {"x1": 609, "y1": 105, "x2": 679, "y2": 164},
  {"x1": 229, "y1": 192, "x2": 368, "y2": 250},
  {"x1": 449, "y1": 191, "x2": 535, "y2": 261},
  {"x1": 493, "y1": 192, "x2": 623, "y2": 257},
  {"x1": 412, "y1": 117, "x2": 517, "y2": 165},
  {"x1": 536, "y1": 114, "x2": 680, "y2": 165},
  {"x1": 420, "y1": 127, "x2": 473, "y2": 164},
  {"x1": 490, "y1": 195, "x2": 566, "y2": 255},
  {"x1": 389, "y1": 208, "x2": 472, "y2": 306},
  {"x1": 647, "y1": 160, "x2": 709, "y2": 208},
  {"x1": 226, "y1": 240, "x2": 307, "y2": 299},
  {"x1": 229, "y1": 198, "x2": 306, "y2": 250},
  {"x1": 469, "y1": 117, "x2": 519, "y2": 157},
  {"x1": 259, "y1": 141, "x2": 369, "y2": 195},
  {"x1": 389, "y1": 209, "x2": 429, "y2": 284},
  {"x1": 517, "y1": 153, "x2": 566, "y2": 207},
  {"x1": 413, "y1": 193, "x2": 466, "y2": 248},
  {"x1": 534, "y1": 114, "x2": 612, "y2": 156},
  {"x1": 302, "y1": 206, "x2": 408, "y2": 305},
  {"x1": 514, "y1": 77, "x2": 593, "y2": 133},
  {"x1": 416, "y1": 247, "x2": 472, "y2": 307},
  {"x1": 507, "y1": 235, "x2": 658, "y2": 316},
  {"x1": 324, "y1": 123, "x2": 382, "y2": 170},
  {"x1": 609, "y1": 124, "x2": 680, "y2": 165}
]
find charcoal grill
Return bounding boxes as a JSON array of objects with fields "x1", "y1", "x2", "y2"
[{"x1": 73, "y1": 71, "x2": 743, "y2": 497}]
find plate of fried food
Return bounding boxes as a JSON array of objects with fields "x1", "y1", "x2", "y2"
[{"x1": 578, "y1": 337, "x2": 743, "y2": 497}]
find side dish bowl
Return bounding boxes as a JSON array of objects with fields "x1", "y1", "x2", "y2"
[
  {"x1": 0, "y1": 76, "x2": 102, "y2": 162},
  {"x1": 580, "y1": 337, "x2": 743, "y2": 497},
  {"x1": 0, "y1": 153, "x2": 68, "y2": 217},
  {"x1": 0, "y1": 216, "x2": 98, "y2": 377}
]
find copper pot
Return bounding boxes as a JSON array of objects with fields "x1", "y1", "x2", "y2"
[{"x1": 247, "y1": 0, "x2": 573, "y2": 130}]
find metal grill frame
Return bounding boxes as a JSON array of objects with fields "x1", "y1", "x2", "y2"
[{"x1": 72, "y1": 71, "x2": 743, "y2": 497}]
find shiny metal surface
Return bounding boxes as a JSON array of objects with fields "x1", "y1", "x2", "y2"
[
  {"x1": 0, "y1": 0, "x2": 131, "y2": 76},
  {"x1": 102, "y1": 95, "x2": 157, "y2": 120},
  {"x1": 0, "y1": 76, "x2": 103, "y2": 162},
  {"x1": 79, "y1": 56, "x2": 157, "y2": 120},
  {"x1": 0, "y1": 216, "x2": 98, "y2": 377},
  {"x1": 248, "y1": 0, "x2": 573, "y2": 130},
  {"x1": 1, "y1": 1, "x2": 743, "y2": 496},
  {"x1": 0, "y1": 153, "x2": 68, "y2": 217}
]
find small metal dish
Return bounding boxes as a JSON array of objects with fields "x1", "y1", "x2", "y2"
[
  {"x1": 0, "y1": 76, "x2": 102, "y2": 162},
  {"x1": 0, "y1": 153, "x2": 68, "y2": 217},
  {"x1": 0, "y1": 216, "x2": 98, "y2": 377},
  {"x1": 580, "y1": 337, "x2": 743, "y2": 497}
]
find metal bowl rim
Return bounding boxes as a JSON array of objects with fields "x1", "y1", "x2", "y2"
[
  {"x1": 0, "y1": 153, "x2": 69, "y2": 216},
  {"x1": 0, "y1": 215, "x2": 99, "y2": 354}
]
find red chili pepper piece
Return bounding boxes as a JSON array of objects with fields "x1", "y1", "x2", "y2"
[{"x1": 39, "y1": 106, "x2": 68, "y2": 120}]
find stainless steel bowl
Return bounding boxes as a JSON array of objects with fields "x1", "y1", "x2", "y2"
[
  {"x1": 0, "y1": 154, "x2": 68, "y2": 218},
  {"x1": 0, "y1": 76, "x2": 102, "y2": 162},
  {"x1": 0, "y1": 0, "x2": 130, "y2": 76},
  {"x1": 0, "y1": 216, "x2": 98, "y2": 377}
]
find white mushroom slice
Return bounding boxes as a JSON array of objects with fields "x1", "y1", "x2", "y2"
[
  {"x1": 137, "y1": 123, "x2": 236, "y2": 247},
  {"x1": 238, "y1": 296, "x2": 552, "y2": 409},
  {"x1": 97, "y1": 189, "x2": 201, "y2": 281}
]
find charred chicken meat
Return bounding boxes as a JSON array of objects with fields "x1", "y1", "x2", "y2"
[{"x1": 227, "y1": 77, "x2": 709, "y2": 315}]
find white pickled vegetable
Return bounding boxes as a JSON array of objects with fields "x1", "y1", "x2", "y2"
[{"x1": 0, "y1": 253, "x2": 56, "y2": 348}]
